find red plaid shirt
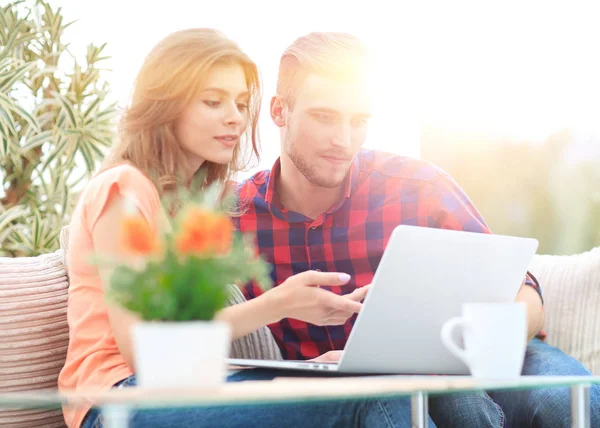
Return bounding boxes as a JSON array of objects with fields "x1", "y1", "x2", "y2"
[{"x1": 236, "y1": 149, "x2": 543, "y2": 360}]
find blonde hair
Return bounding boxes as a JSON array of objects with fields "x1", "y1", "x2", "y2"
[
  {"x1": 103, "y1": 28, "x2": 261, "y2": 194},
  {"x1": 276, "y1": 32, "x2": 369, "y2": 107}
]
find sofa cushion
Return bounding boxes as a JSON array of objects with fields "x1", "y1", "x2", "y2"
[
  {"x1": 529, "y1": 247, "x2": 600, "y2": 375},
  {"x1": 0, "y1": 250, "x2": 68, "y2": 427}
]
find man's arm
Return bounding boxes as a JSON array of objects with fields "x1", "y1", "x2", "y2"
[
  {"x1": 516, "y1": 274, "x2": 545, "y2": 340},
  {"x1": 422, "y1": 168, "x2": 544, "y2": 338}
]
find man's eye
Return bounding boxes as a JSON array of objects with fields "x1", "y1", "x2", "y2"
[
  {"x1": 316, "y1": 114, "x2": 332, "y2": 123},
  {"x1": 203, "y1": 100, "x2": 220, "y2": 107},
  {"x1": 352, "y1": 117, "x2": 369, "y2": 127}
]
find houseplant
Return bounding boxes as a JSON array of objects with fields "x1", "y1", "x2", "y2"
[
  {"x1": 102, "y1": 183, "x2": 272, "y2": 389},
  {"x1": 0, "y1": 0, "x2": 117, "y2": 257}
]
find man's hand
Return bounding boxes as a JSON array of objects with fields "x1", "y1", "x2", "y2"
[
  {"x1": 308, "y1": 350, "x2": 344, "y2": 363},
  {"x1": 266, "y1": 271, "x2": 370, "y2": 326}
]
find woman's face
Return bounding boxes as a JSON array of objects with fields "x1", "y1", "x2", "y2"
[{"x1": 174, "y1": 63, "x2": 250, "y2": 172}]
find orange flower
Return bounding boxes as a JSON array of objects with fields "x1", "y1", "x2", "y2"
[
  {"x1": 120, "y1": 216, "x2": 161, "y2": 255},
  {"x1": 211, "y1": 216, "x2": 234, "y2": 254},
  {"x1": 175, "y1": 207, "x2": 233, "y2": 256}
]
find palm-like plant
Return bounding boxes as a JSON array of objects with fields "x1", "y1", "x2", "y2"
[{"x1": 0, "y1": 0, "x2": 117, "y2": 256}]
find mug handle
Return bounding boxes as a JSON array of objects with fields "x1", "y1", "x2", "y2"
[{"x1": 440, "y1": 317, "x2": 470, "y2": 366}]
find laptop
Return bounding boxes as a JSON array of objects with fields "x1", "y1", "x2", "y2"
[{"x1": 228, "y1": 225, "x2": 539, "y2": 375}]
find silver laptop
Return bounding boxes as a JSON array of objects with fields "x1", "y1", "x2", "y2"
[{"x1": 228, "y1": 225, "x2": 539, "y2": 375}]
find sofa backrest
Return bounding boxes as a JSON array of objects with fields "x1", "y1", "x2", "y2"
[
  {"x1": 528, "y1": 246, "x2": 600, "y2": 375},
  {"x1": 0, "y1": 250, "x2": 69, "y2": 427}
]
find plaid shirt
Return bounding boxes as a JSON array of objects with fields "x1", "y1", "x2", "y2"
[{"x1": 236, "y1": 149, "x2": 543, "y2": 360}]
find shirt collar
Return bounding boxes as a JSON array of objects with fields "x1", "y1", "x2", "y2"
[{"x1": 264, "y1": 156, "x2": 360, "y2": 221}]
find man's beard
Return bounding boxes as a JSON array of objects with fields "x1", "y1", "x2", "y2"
[{"x1": 284, "y1": 131, "x2": 347, "y2": 189}]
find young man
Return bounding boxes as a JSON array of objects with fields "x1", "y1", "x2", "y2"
[{"x1": 236, "y1": 32, "x2": 599, "y2": 427}]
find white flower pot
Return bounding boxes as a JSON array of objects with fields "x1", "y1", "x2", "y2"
[{"x1": 132, "y1": 320, "x2": 231, "y2": 389}]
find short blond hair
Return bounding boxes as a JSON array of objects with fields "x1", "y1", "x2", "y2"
[{"x1": 276, "y1": 32, "x2": 369, "y2": 107}]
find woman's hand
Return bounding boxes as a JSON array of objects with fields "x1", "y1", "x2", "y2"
[{"x1": 266, "y1": 271, "x2": 370, "y2": 326}]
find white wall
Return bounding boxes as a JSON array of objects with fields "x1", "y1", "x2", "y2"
[
  {"x1": 51, "y1": 0, "x2": 600, "y2": 177},
  {"x1": 51, "y1": 0, "x2": 420, "y2": 178}
]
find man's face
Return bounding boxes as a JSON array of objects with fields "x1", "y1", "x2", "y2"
[{"x1": 281, "y1": 73, "x2": 371, "y2": 188}]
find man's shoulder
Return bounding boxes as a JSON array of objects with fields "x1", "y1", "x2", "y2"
[
  {"x1": 358, "y1": 149, "x2": 449, "y2": 184},
  {"x1": 236, "y1": 169, "x2": 271, "y2": 197}
]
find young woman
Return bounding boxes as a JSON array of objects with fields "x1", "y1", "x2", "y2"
[{"x1": 58, "y1": 28, "x2": 428, "y2": 428}]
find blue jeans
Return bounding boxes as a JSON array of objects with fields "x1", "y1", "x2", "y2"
[
  {"x1": 81, "y1": 369, "x2": 437, "y2": 428},
  {"x1": 429, "y1": 339, "x2": 600, "y2": 427}
]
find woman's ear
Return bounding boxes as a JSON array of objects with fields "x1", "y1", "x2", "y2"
[{"x1": 270, "y1": 95, "x2": 287, "y2": 128}]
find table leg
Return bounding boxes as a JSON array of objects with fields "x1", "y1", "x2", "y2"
[
  {"x1": 571, "y1": 384, "x2": 591, "y2": 428},
  {"x1": 102, "y1": 404, "x2": 130, "y2": 428},
  {"x1": 411, "y1": 391, "x2": 428, "y2": 428}
]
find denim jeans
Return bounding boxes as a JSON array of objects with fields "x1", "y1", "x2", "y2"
[
  {"x1": 81, "y1": 369, "x2": 437, "y2": 428},
  {"x1": 429, "y1": 338, "x2": 600, "y2": 428}
]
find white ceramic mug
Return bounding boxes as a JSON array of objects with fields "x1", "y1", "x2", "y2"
[{"x1": 440, "y1": 302, "x2": 527, "y2": 379}]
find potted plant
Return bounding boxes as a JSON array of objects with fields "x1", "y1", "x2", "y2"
[{"x1": 100, "y1": 184, "x2": 272, "y2": 389}]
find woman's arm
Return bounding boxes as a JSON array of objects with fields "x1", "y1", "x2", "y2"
[
  {"x1": 214, "y1": 293, "x2": 281, "y2": 340},
  {"x1": 93, "y1": 194, "x2": 142, "y2": 370},
  {"x1": 217, "y1": 271, "x2": 368, "y2": 340}
]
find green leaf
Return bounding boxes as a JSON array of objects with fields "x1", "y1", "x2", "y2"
[
  {"x1": 40, "y1": 133, "x2": 69, "y2": 172},
  {"x1": 21, "y1": 129, "x2": 53, "y2": 151},
  {"x1": 87, "y1": 43, "x2": 110, "y2": 64},
  {"x1": 91, "y1": 104, "x2": 118, "y2": 124},
  {"x1": 0, "y1": 60, "x2": 36, "y2": 93},
  {"x1": 83, "y1": 97, "x2": 101, "y2": 119},
  {"x1": 0, "y1": 205, "x2": 27, "y2": 234},
  {"x1": 56, "y1": 94, "x2": 77, "y2": 127},
  {"x1": 1, "y1": 135, "x2": 8, "y2": 157},
  {"x1": 0, "y1": 122, "x2": 10, "y2": 157},
  {"x1": 11, "y1": 101, "x2": 40, "y2": 132},
  {"x1": 32, "y1": 209, "x2": 42, "y2": 249},
  {"x1": 0, "y1": 22, "x2": 22, "y2": 57},
  {"x1": 40, "y1": 228, "x2": 59, "y2": 250},
  {"x1": 88, "y1": 133, "x2": 112, "y2": 148},
  {"x1": 0, "y1": 94, "x2": 18, "y2": 133},
  {"x1": 0, "y1": 11, "x2": 9, "y2": 45},
  {"x1": 60, "y1": 180, "x2": 69, "y2": 215},
  {"x1": 78, "y1": 139, "x2": 95, "y2": 173},
  {"x1": 78, "y1": 69, "x2": 99, "y2": 92},
  {"x1": 84, "y1": 137, "x2": 105, "y2": 158}
]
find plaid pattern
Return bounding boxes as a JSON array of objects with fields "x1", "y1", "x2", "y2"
[{"x1": 236, "y1": 149, "x2": 543, "y2": 360}]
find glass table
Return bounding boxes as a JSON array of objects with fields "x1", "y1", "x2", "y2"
[{"x1": 1, "y1": 374, "x2": 598, "y2": 428}]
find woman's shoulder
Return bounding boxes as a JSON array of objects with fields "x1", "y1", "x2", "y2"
[
  {"x1": 94, "y1": 163, "x2": 153, "y2": 186},
  {"x1": 82, "y1": 164, "x2": 157, "y2": 200},
  {"x1": 78, "y1": 163, "x2": 162, "y2": 223}
]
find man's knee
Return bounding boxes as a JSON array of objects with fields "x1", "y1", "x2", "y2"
[
  {"x1": 522, "y1": 339, "x2": 592, "y2": 376},
  {"x1": 429, "y1": 392, "x2": 504, "y2": 428},
  {"x1": 527, "y1": 387, "x2": 573, "y2": 427}
]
